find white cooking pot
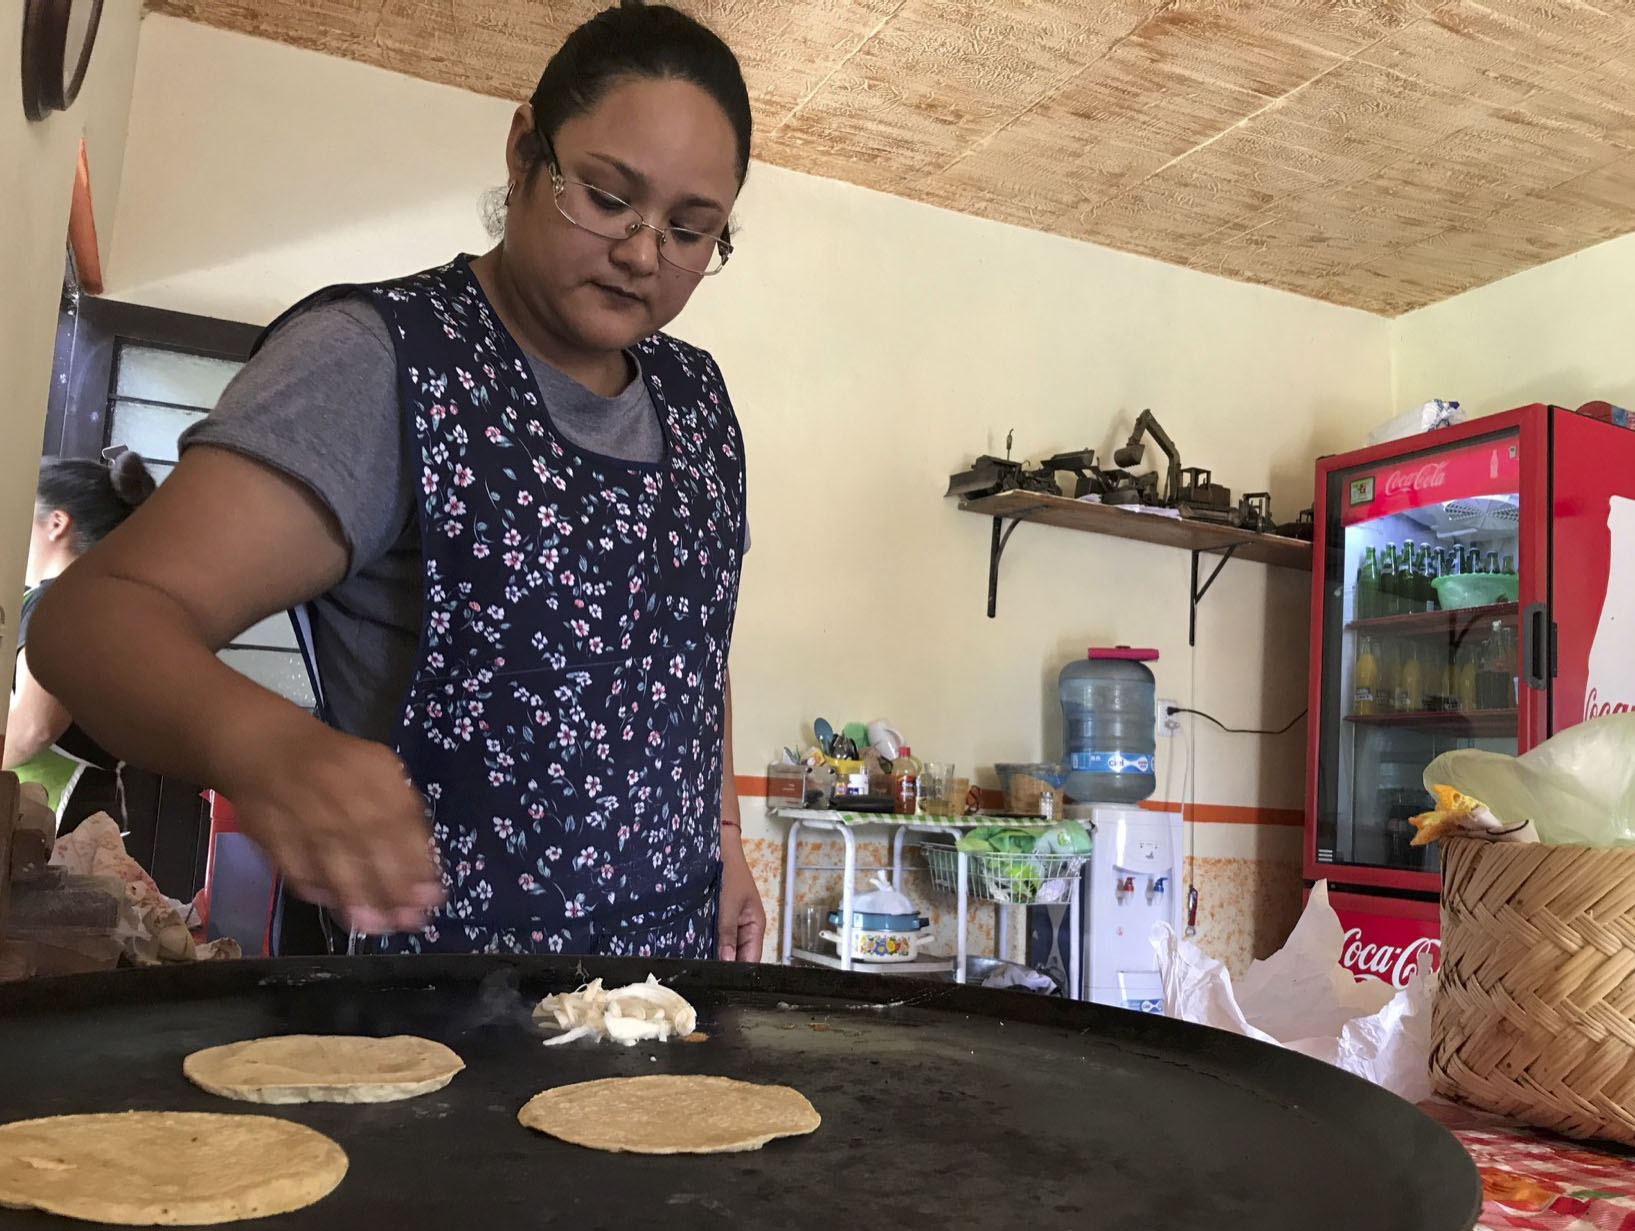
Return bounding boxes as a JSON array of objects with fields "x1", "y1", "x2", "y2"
[{"x1": 821, "y1": 927, "x2": 927, "y2": 963}]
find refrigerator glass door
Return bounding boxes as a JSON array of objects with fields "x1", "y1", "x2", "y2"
[
  {"x1": 1313, "y1": 430, "x2": 1523, "y2": 880},
  {"x1": 1549, "y1": 409, "x2": 1635, "y2": 734}
]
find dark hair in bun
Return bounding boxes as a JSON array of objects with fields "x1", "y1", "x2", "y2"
[
  {"x1": 35, "y1": 452, "x2": 157, "y2": 556},
  {"x1": 525, "y1": 3, "x2": 752, "y2": 185},
  {"x1": 108, "y1": 450, "x2": 157, "y2": 508}
]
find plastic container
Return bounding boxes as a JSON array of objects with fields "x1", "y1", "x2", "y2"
[
  {"x1": 1059, "y1": 647, "x2": 1159, "y2": 804},
  {"x1": 993, "y1": 762, "x2": 1067, "y2": 816},
  {"x1": 765, "y1": 764, "x2": 808, "y2": 807},
  {"x1": 994, "y1": 763, "x2": 1063, "y2": 795},
  {"x1": 889, "y1": 747, "x2": 921, "y2": 815}
]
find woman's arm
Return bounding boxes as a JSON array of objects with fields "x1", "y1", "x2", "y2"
[
  {"x1": 3, "y1": 651, "x2": 71, "y2": 769},
  {"x1": 30, "y1": 446, "x2": 443, "y2": 931},
  {"x1": 716, "y1": 670, "x2": 765, "y2": 961}
]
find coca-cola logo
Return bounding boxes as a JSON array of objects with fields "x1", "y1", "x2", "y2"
[
  {"x1": 1381, "y1": 461, "x2": 1448, "y2": 497},
  {"x1": 1341, "y1": 928, "x2": 1440, "y2": 989},
  {"x1": 1585, "y1": 688, "x2": 1633, "y2": 721}
]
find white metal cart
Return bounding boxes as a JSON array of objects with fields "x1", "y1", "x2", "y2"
[{"x1": 773, "y1": 808, "x2": 1089, "y2": 994}]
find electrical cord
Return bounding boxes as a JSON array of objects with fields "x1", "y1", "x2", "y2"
[
  {"x1": 1164, "y1": 706, "x2": 1308, "y2": 736},
  {"x1": 1184, "y1": 651, "x2": 1198, "y2": 935}
]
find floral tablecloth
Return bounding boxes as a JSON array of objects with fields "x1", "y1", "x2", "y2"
[{"x1": 1422, "y1": 1102, "x2": 1635, "y2": 1230}]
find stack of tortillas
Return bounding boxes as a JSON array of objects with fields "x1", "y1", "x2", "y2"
[
  {"x1": 519, "y1": 1074, "x2": 820, "y2": 1154},
  {"x1": 0, "y1": 1111, "x2": 347, "y2": 1225},
  {"x1": 183, "y1": 1034, "x2": 465, "y2": 1104}
]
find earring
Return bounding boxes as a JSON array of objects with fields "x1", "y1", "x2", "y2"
[{"x1": 504, "y1": 181, "x2": 516, "y2": 206}]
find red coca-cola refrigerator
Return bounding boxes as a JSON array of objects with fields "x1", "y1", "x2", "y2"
[{"x1": 1305, "y1": 402, "x2": 1635, "y2": 987}]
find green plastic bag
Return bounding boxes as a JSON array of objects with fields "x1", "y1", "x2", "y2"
[{"x1": 1423, "y1": 713, "x2": 1635, "y2": 846}]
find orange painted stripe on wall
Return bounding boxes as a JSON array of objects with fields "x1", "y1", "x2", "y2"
[
  {"x1": 735, "y1": 776, "x2": 1303, "y2": 827},
  {"x1": 1138, "y1": 800, "x2": 1304, "y2": 827}
]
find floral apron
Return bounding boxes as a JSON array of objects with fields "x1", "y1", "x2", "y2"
[{"x1": 275, "y1": 256, "x2": 745, "y2": 956}]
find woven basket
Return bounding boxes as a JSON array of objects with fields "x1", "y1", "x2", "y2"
[{"x1": 1431, "y1": 837, "x2": 1635, "y2": 1146}]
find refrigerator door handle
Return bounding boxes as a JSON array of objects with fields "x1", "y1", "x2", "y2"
[{"x1": 1521, "y1": 602, "x2": 1553, "y2": 690}]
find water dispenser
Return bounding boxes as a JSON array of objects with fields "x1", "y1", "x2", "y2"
[
  {"x1": 1059, "y1": 647, "x2": 1159, "y2": 804},
  {"x1": 1082, "y1": 805, "x2": 1183, "y2": 1011}
]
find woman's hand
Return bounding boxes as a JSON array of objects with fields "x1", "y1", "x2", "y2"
[
  {"x1": 222, "y1": 714, "x2": 446, "y2": 934},
  {"x1": 717, "y1": 830, "x2": 765, "y2": 962}
]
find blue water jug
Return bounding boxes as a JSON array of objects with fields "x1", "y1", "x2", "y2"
[{"x1": 1060, "y1": 647, "x2": 1159, "y2": 804}]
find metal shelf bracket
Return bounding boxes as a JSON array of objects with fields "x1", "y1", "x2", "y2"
[
  {"x1": 986, "y1": 515, "x2": 1025, "y2": 618},
  {"x1": 1189, "y1": 543, "x2": 1242, "y2": 647}
]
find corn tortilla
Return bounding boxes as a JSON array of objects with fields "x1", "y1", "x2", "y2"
[
  {"x1": 0, "y1": 1111, "x2": 346, "y2": 1225},
  {"x1": 184, "y1": 1034, "x2": 464, "y2": 1104},
  {"x1": 518, "y1": 1074, "x2": 820, "y2": 1154}
]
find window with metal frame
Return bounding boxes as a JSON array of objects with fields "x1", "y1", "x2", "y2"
[{"x1": 48, "y1": 291, "x2": 314, "y2": 711}]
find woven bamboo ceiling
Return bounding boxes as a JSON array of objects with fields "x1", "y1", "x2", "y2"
[{"x1": 148, "y1": 0, "x2": 1635, "y2": 315}]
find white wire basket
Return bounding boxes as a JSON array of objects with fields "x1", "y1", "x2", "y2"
[{"x1": 921, "y1": 840, "x2": 1089, "y2": 906}]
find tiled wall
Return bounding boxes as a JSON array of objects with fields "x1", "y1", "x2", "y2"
[{"x1": 1181, "y1": 855, "x2": 1304, "y2": 975}]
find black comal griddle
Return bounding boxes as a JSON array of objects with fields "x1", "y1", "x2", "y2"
[{"x1": 0, "y1": 956, "x2": 1480, "y2": 1230}]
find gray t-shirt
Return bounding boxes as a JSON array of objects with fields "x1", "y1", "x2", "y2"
[{"x1": 181, "y1": 296, "x2": 734, "y2": 746}]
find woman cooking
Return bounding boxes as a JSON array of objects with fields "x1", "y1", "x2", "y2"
[{"x1": 30, "y1": 1, "x2": 764, "y2": 962}]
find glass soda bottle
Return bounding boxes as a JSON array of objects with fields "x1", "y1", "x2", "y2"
[
  {"x1": 1456, "y1": 634, "x2": 1479, "y2": 710},
  {"x1": 1378, "y1": 640, "x2": 1399, "y2": 713},
  {"x1": 1401, "y1": 642, "x2": 1424, "y2": 711},
  {"x1": 1354, "y1": 635, "x2": 1379, "y2": 715},
  {"x1": 1357, "y1": 547, "x2": 1380, "y2": 620}
]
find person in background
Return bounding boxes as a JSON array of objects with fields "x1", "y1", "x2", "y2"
[
  {"x1": 6, "y1": 451, "x2": 156, "y2": 825},
  {"x1": 30, "y1": 2, "x2": 764, "y2": 961}
]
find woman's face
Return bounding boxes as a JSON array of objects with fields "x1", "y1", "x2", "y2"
[{"x1": 502, "y1": 76, "x2": 740, "y2": 355}]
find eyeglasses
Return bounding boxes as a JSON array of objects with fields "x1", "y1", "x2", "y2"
[{"x1": 538, "y1": 134, "x2": 732, "y2": 276}]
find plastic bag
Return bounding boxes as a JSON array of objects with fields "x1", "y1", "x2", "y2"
[
  {"x1": 1366, "y1": 398, "x2": 1463, "y2": 447},
  {"x1": 981, "y1": 964, "x2": 1057, "y2": 994},
  {"x1": 852, "y1": 873, "x2": 915, "y2": 916},
  {"x1": 1033, "y1": 823, "x2": 1093, "y2": 857},
  {"x1": 1423, "y1": 712, "x2": 1635, "y2": 846},
  {"x1": 1153, "y1": 882, "x2": 1436, "y2": 1102}
]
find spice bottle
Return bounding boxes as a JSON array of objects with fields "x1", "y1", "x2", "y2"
[{"x1": 891, "y1": 747, "x2": 920, "y2": 816}]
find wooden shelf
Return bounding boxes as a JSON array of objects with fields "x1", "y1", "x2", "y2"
[
  {"x1": 1345, "y1": 709, "x2": 1517, "y2": 737},
  {"x1": 1347, "y1": 603, "x2": 1518, "y2": 638},
  {"x1": 960, "y1": 490, "x2": 1313, "y2": 570}
]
